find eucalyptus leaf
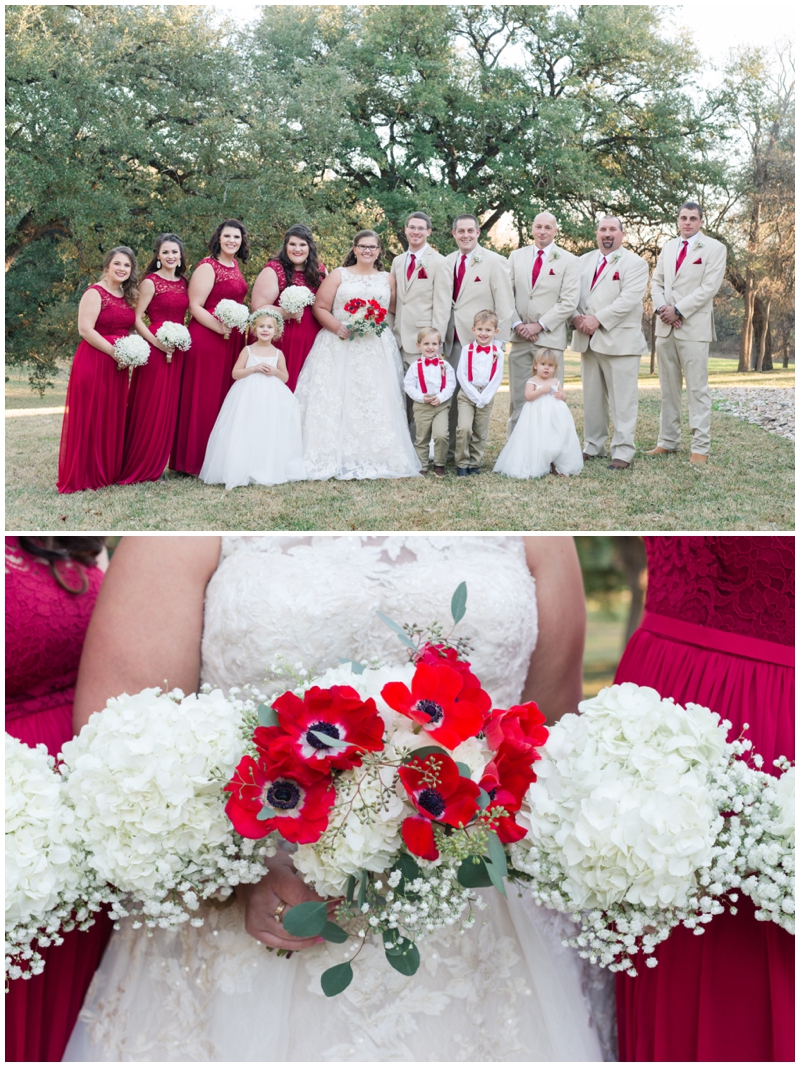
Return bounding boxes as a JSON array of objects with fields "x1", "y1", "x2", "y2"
[
  {"x1": 383, "y1": 932, "x2": 413, "y2": 956},
  {"x1": 484, "y1": 856, "x2": 508, "y2": 897},
  {"x1": 476, "y1": 788, "x2": 491, "y2": 810},
  {"x1": 256, "y1": 805, "x2": 276, "y2": 821},
  {"x1": 356, "y1": 870, "x2": 368, "y2": 909},
  {"x1": 345, "y1": 874, "x2": 356, "y2": 903},
  {"x1": 376, "y1": 610, "x2": 418, "y2": 649},
  {"x1": 338, "y1": 657, "x2": 366, "y2": 675},
  {"x1": 385, "y1": 940, "x2": 420, "y2": 976},
  {"x1": 320, "y1": 920, "x2": 349, "y2": 944},
  {"x1": 308, "y1": 729, "x2": 351, "y2": 751},
  {"x1": 457, "y1": 856, "x2": 493, "y2": 888},
  {"x1": 321, "y1": 961, "x2": 353, "y2": 997},
  {"x1": 455, "y1": 761, "x2": 472, "y2": 778},
  {"x1": 396, "y1": 853, "x2": 421, "y2": 882},
  {"x1": 257, "y1": 703, "x2": 279, "y2": 728},
  {"x1": 486, "y1": 830, "x2": 509, "y2": 877},
  {"x1": 282, "y1": 900, "x2": 328, "y2": 938},
  {"x1": 450, "y1": 581, "x2": 467, "y2": 625},
  {"x1": 402, "y1": 745, "x2": 449, "y2": 764}
]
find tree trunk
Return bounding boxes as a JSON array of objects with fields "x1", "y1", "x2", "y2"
[
  {"x1": 783, "y1": 340, "x2": 790, "y2": 368},
  {"x1": 613, "y1": 537, "x2": 648, "y2": 644},
  {"x1": 762, "y1": 316, "x2": 774, "y2": 372},
  {"x1": 753, "y1": 296, "x2": 773, "y2": 371},
  {"x1": 738, "y1": 271, "x2": 755, "y2": 372},
  {"x1": 649, "y1": 313, "x2": 657, "y2": 374}
]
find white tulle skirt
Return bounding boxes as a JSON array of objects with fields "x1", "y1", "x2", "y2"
[
  {"x1": 199, "y1": 374, "x2": 306, "y2": 489},
  {"x1": 295, "y1": 328, "x2": 421, "y2": 480},
  {"x1": 494, "y1": 395, "x2": 584, "y2": 479},
  {"x1": 63, "y1": 890, "x2": 610, "y2": 1062}
]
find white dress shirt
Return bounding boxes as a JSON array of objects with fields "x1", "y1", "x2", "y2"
[
  {"x1": 456, "y1": 342, "x2": 505, "y2": 408},
  {"x1": 512, "y1": 240, "x2": 555, "y2": 331},
  {"x1": 404, "y1": 357, "x2": 456, "y2": 403}
]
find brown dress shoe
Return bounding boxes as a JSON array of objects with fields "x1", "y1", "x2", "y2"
[
  {"x1": 645, "y1": 445, "x2": 678, "y2": 455},
  {"x1": 582, "y1": 452, "x2": 598, "y2": 461},
  {"x1": 689, "y1": 453, "x2": 708, "y2": 464},
  {"x1": 608, "y1": 459, "x2": 630, "y2": 470},
  {"x1": 433, "y1": 466, "x2": 446, "y2": 477}
]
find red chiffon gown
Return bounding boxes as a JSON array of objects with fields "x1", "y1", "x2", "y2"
[
  {"x1": 119, "y1": 274, "x2": 190, "y2": 483},
  {"x1": 170, "y1": 257, "x2": 248, "y2": 476},
  {"x1": 615, "y1": 536, "x2": 795, "y2": 1063},
  {"x1": 265, "y1": 259, "x2": 325, "y2": 391},
  {"x1": 4, "y1": 538, "x2": 113, "y2": 1062},
  {"x1": 57, "y1": 286, "x2": 135, "y2": 493}
]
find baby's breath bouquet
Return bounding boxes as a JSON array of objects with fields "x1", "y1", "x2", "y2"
[
  {"x1": 225, "y1": 584, "x2": 549, "y2": 996},
  {"x1": 509, "y1": 683, "x2": 795, "y2": 975},
  {"x1": 738, "y1": 759, "x2": 795, "y2": 932},
  {"x1": 155, "y1": 322, "x2": 192, "y2": 362},
  {"x1": 59, "y1": 687, "x2": 273, "y2": 931},
  {"x1": 213, "y1": 299, "x2": 250, "y2": 332},
  {"x1": 113, "y1": 334, "x2": 150, "y2": 369},
  {"x1": 279, "y1": 285, "x2": 316, "y2": 316},
  {"x1": 5, "y1": 735, "x2": 109, "y2": 981}
]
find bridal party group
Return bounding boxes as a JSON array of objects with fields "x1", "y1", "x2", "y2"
[{"x1": 56, "y1": 205, "x2": 727, "y2": 494}]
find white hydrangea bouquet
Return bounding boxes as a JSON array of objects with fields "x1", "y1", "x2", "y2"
[
  {"x1": 59, "y1": 687, "x2": 273, "y2": 931},
  {"x1": 225, "y1": 585, "x2": 549, "y2": 996},
  {"x1": 113, "y1": 333, "x2": 150, "y2": 369},
  {"x1": 213, "y1": 299, "x2": 250, "y2": 332},
  {"x1": 279, "y1": 285, "x2": 315, "y2": 316},
  {"x1": 154, "y1": 322, "x2": 192, "y2": 362},
  {"x1": 5, "y1": 735, "x2": 110, "y2": 981},
  {"x1": 509, "y1": 683, "x2": 795, "y2": 975}
]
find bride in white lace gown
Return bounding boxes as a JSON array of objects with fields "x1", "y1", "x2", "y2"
[
  {"x1": 295, "y1": 231, "x2": 421, "y2": 480},
  {"x1": 64, "y1": 535, "x2": 614, "y2": 1062}
]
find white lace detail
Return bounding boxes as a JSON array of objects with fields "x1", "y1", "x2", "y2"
[{"x1": 294, "y1": 270, "x2": 421, "y2": 480}]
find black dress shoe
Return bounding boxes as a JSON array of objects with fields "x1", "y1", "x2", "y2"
[
  {"x1": 468, "y1": 467, "x2": 481, "y2": 475},
  {"x1": 456, "y1": 468, "x2": 469, "y2": 477}
]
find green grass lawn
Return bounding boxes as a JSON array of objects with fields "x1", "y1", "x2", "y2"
[{"x1": 5, "y1": 357, "x2": 794, "y2": 532}]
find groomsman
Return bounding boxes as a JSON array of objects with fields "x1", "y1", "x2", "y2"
[
  {"x1": 443, "y1": 215, "x2": 514, "y2": 454},
  {"x1": 507, "y1": 212, "x2": 580, "y2": 436},
  {"x1": 646, "y1": 202, "x2": 727, "y2": 463},
  {"x1": 571, "y1": 217, "x2": 648, "y2": 470}
]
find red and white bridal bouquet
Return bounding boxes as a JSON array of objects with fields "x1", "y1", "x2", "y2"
[
  {"x1": 224, "y1": 585, "x2": 548, "y2": 996},
  {"x1": 340, "y1": 297, "x2": 388, "y2": 339}
]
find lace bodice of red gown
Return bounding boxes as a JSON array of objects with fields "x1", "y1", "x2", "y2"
[
  {"x1": 87, "y1": 284, "x2": 136, "y2": 338},
  {"x1": 143, "y1": 274, "x2": 189, "y2": 328},
  {"x1": 195, "y1": 257, "x2": 248, "y2": 314},
  {"x1": 5, "y1": 538, "x2": 103, "y2": 743},
  {"x1": 643, "y1": 535, "x2": 794, "y2": 645},
  {"x1": 266, "y1": 259, "x2": 326, "y2": 294}
]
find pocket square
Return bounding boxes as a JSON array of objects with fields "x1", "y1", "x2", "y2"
[
  {"x1": 613, "y1": 271, "x2": 620, "y2": 280},
  {"x1": 417, "y1": 268, "x2": 429, "y2": 279},
  {"x1": 693, "y1": 257, "x2": 703, "y2": 265},
  {"x1": 474, "y1": 276, "x2": 481, "y2": 282},
  {"x1": 549, "y1": 268, "x2": 556, "y2": 275}
]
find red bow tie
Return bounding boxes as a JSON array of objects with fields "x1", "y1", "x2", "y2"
[
  {"x1": 475, "y1": 345, "x2": 492, "y2": 353},
  {"x1": 424, "y1": 357, "x2": 440, "y2": 365}
]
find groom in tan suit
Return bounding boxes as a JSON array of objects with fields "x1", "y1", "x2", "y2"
[
  {"x1": 647, "y1": 202, "x2": 727, "y2": 463},
  {"x1": 390, "y1": 212, "x2": 452, "y2": 426},
  {"x1": 507, "y1": 212, "x2": 580, "y2": 436},
  {"x1": 571, "y1": 217, "x2": 648, "y2": 469}
]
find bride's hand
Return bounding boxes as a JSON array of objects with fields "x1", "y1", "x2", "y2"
[
  {"x1": 336, "y1": 324, "x2": 350, "y2": 340},
  {"x1": 239, "y1": 848, "x2": 335, "y2": 952}
]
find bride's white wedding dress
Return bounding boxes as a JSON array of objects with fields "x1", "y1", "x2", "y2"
[
  {"x1": 64, "y1": 536, "x2": 613, "y2": 1063},
  {"x1": 295, "y1": 268, "x2": 421, "y2": 479}
]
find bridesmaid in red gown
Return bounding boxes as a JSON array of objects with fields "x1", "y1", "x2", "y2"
[
  {"x1": 170, "y1": 219, "x2": 249, "y2": 476},
  {"x1": 5, "y1": 537, "x2": 114, "y2": 1063},
  {"x1": 119, "y1": 234, "x2": 190, "y2": 483},
  {"x1": 57, "y1": 247, "x2": 138, "y2": 493},
  {"x1": 615, "y1": 536, "x2": 794, "y2": 1063},
  {"x1": 250, "y1": 224, "x2": 326, "y2": 392}
]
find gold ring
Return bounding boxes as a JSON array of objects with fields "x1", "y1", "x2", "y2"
[{"x1": 273, "y1": 900, "x2": 287, "y2": 924}]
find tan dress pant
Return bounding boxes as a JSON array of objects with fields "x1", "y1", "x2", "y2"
[
  {"x1": 580, "y1": 346, "x2": 640, "y2": 462},
  {"x1": 507, "y1": 341, "x2": 564, "y2": 438},
  {"x1": 455, "y1": 392, "x2": 494, "y2": 470},
  {"x1": 412, "y1": 399, "x2": 451, "y2": 468},
  {"x1": 655, "y1": 334, "x2": 711, "y2": 454}
]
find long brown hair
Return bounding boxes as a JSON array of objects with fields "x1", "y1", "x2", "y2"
[
  {"x1": 100, "y1": 246, "x2": 139, "y2": 307},
  {"x1": 342, "y1": 230, "x2": 384, "y2": 271},
  {"x1": 142, "y1": 233, "x2": 188, "y2": 280},
  {"x1": 17, "y1": 537, "x2": 106, "y2": 595},
  {"x1": 209, "y1": 219, "x2": 250, "y2": 263},
  {"x1": 275, "y1": 224, "x2": 325, "y2": 290}
]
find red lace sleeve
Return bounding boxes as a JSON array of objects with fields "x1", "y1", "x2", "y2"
[{"x1": 266, "y1": 260, "x2": 287, "y2": 291}]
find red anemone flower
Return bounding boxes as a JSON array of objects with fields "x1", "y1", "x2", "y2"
[
  {"x1": 225, "y1": 751, "x2": 334, "y2": 844},
  {"x1": 381, "y1": 662, "x2": 484, "y2": 749},
  {"x1": 416, "y1": 643, "x2": 492, "y2": 716},
  {"x1": 398, "y1": 752, "x2": 481, "y2": 860},
  {"x1": 259, "y1": 685, "x2": 385, "y2": 771},
  {"x1": 483, "y1": 701, "x2": 548, "y2": 758},
  {"x1": 479, "y1": 745, "x2": 537, "y2": 843}
]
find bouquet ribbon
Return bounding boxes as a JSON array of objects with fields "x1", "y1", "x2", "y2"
[{"x1": 640, "y1": 612, "x2": 794, "y2": 667}]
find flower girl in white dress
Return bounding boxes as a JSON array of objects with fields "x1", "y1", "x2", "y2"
[
  {"x1": 199, "y1": 308, "x2": 306, "y2": 489},
  {"x1": 494, "y1": 349, "x2": 584, "y2": 479}
]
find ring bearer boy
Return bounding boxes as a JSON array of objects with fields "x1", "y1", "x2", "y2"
[
  {"x1": 455, "y1": 310, "x2": 505, "y2": 476},
  {"x1": 403, "y1": 328, "x2": 456, "y2": 477}
]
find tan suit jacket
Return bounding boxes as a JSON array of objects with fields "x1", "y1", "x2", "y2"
[
  {"x1": 571, "y1": 247, "x2": 648, "y2": 356},
  {"x1": 443, "y1": 246, "x2": 515, "y2": 352},
  {"x1": 651, "y1": 234, "x2": 727, "y2": 342},
  {"x1": 390, "y1": 247, "x2": 451, "y2": 354},
  {"x1": 507, "y1": 243, "x2": 580, "y2": 352}
]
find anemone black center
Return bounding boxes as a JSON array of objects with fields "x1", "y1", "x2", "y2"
[
  {"x1": 415, "y1": 699, "x2": 444, "y2": 726},
  {"x1": 487, "y1": 787, "x2": 498, "y2": 801},
  {"x1": 306, "y1": 721, "x2": 341, "y2": 749},
  {"x1": 417, "y1": 788, "x2": 446, "y2": 819},
  {"x1": 267, "y1": 779, "x2": 301, "y2": 810}
]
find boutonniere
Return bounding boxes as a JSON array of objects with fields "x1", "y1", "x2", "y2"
[
  {"x1": 695, "y1": 241, "x2": 705, "y2": 250},
  {"x1": 611, "y1": 252, "x2": 622, "y2": 264},
  {"x1": 551, "y1": 251, "x2": 561, "y2": 260},
  {"x1": 472, "y1": 251, "x2": 483, "y2": 264}
]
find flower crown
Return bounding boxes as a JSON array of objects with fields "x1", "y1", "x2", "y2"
[{"x1": 250, "y1": 305, "x2": 284, "y2": 338}]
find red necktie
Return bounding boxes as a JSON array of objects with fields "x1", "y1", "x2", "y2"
[
  {"x1": 531, "y1": 248, "x2": 545, "y2": 289},
  {"x1": 453, "y1": 254, "x2": 467, "y2": 299},
  {"x1": 675, "y1": 240, "x2": 688, "y2": 273},
  {"x1": 590, "y1": 256, "x2": 607, "y2": 289},
  {"x1": 406, "y1": 253, "x2": 416, "y2": 282}
]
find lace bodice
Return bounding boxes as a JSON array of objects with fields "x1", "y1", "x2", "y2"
[
  {"x1": 201, "y1": 536, "x2": 538, "y2": 708},
  {"x1": 266, "y1": 259, "x2": 326, "y2": 293},
  {"x1": 144, "y1": 273, "x2": 190, "y2": 329},
  {"x1": 644, "y1": 536, "x2": 794, "y2": 645},
  {"x1": 332, "y1": 267, "x2": 391, "y2": 327},
  {"x1": 86, "y1": 285, "x2": 136, "y2": 338},
  {"x1": 195, "y1": 256, "x2": 248, "y2": 316}
]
